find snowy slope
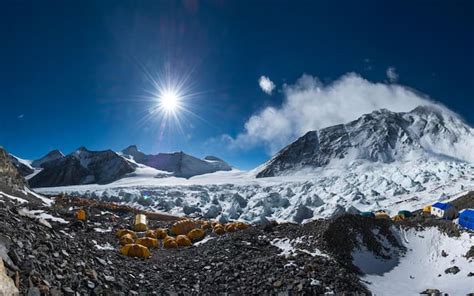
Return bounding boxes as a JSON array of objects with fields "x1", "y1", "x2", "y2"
[
  {"x1": 257, "y1": 106, "x2": 474, "y2": 177},
  {"x1": 36, "y1": 157, "x2": 474, "y2": 223},
  {"x1": 121, "y1": 145, "x2": 232, "y2": 178},
  {"x1": 355, "y1": 227, "x2": 474, "y2": 295}
]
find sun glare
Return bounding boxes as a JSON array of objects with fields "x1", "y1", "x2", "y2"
[{"x1": 159, "y1": 89, "x2": 181, "y2": 112}]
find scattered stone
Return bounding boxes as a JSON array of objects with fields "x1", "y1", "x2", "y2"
[
  {"x1": 444, "y1": 266, "x2": 460, "y2": 274},
  {"x1": 420, "y1": 288, "x2": 441, "y2": 295},
  {"x1": 441, "y1": 250, "x2": 448, "y2": 257}
]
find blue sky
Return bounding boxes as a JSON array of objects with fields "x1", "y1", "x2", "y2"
[{"x1": 1, "y1": 0, "x2": 473, "y2": 169}]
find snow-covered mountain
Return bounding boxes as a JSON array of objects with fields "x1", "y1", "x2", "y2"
[
  {"x1": 36, "y1": 106, "x2": 474, "y2": 223},
  {"x1": 31, "y1": 149, "x2": 64, "y2": 168},
  {"x1": 28, "y1": 147, "x2": 136, "y2": 187},
  {"x1": 256, "y1": 106, "x2": 474, "y2": 178},
  {"x1": 121, "y1": 145, "x2": 232, "y2": 178}
]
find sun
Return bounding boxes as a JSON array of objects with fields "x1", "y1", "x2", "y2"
[{"x1": 159, "y1": 89, "x2": 181, "y2": 112}]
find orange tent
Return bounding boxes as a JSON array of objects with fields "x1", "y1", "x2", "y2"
[
  {"x1": 171, "y1": 220, "x2": 199, "y2": 235},
  {"x1": 75, "y1": 209, "x2": 86, "y2": 221},
  {"x1": 116, "y1": 229, "x2": 137, "y2": 239},
  {"x1": 120, "y1": 233, "x2": 135, "y2": 246},
  {"x1": 163, "y1": 237, "x2": 178, "y2": 249},
  {"x1": 136, "y1": 237, "x2": 159, "y2": 248},
  {"x1": 187, "y1": 229, "x2": 205, "y2": 241},
  {"x1": 176, "y1": 235, "x2": 192, "y2": 247},
  {"x1": 120, "y1": 244, "x2": 151, "y2": 258}
]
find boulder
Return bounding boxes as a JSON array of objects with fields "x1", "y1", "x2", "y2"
[{"x1": 0, "y1": 259, "x2": 19, "y2": 296}]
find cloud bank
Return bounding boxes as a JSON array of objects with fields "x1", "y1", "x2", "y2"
[
  {"x1": 258, "y1": 76, "x2": 276, "y2": 95},
  {"x1": 227, "y1": 72, "x2": 435, "y2": 154},
  {"x1": 386, "y1": 67, "x2": 399, "y2": 83}
]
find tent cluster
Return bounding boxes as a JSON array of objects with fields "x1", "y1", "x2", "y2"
[
  {"x1": 423, "y1": 202, "x2": 458, "y2": 220},
  {"x1": 116, "y1": 215, "x2": 250, "y2": 258},
  {"x1": 359, "y1": 210, "x2": 413, "y2": 221},
  {"x1": 459, "y1": 209, "x2": 474, "y2": 231}
]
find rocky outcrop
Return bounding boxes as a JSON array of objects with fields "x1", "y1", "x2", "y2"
[
  {"x1": 0, "y1": 147, "x2": 28, "y2": 193},
  {"x1": 0, "y1": 259, "x2": 18, "y2": 296},
  {"x1": 29, "y1": 147, "x2": 136, "y2": 188}
]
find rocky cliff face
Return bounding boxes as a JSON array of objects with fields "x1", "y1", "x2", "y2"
[
  {"x1": 29, "y1": 147, "x2": 136, "y2": 188},
  {"x1": 257, "y1": 106, "x2": 474, "y2": 178},
  {"x1": 0, "y1": 147, "x2": 28, "y2": 193}
]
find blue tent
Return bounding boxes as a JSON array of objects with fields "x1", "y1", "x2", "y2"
[{"x1": 459, "y1": 209, "x2": 474, "y2": 231}]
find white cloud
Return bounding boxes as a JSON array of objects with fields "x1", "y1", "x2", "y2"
[
  {"x1": 258, "y1": 76, "x2": 276, "y2": 95},
  {"x1": 226, "y1": 72, "x2": 436, "y2": 154},
  {"x1": 17, "y1": 114, "x2": 24, "y2": 119},
  {"x1": 386, "y1": 67, "x2": 399, "y2": 83}
]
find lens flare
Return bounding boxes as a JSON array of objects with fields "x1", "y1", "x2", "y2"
[{"x1": 158, "y1": 88, "x2": 181, "y2": 113}]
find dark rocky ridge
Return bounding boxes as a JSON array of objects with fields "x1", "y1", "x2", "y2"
[{"x1": 29, "y1": 148, "x2": 136, "y2": 188}]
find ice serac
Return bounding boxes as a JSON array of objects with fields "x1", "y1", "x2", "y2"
[
  {"x1": 121, "y1": 146, "x2": 232, "y2": 178},
  {"x1": 31, "y1": 149, "x2": 64, "y2": 168},
  {"x1": 256, "y1": 106, "x2": 474, "y2": 178},
  {"x1": 29, "y1": 147, "x2": 136, "y2": 187}
]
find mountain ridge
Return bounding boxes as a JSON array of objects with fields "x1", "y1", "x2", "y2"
[{"x1": 256, "y1": 105, "x2": 474, "y2": 178}]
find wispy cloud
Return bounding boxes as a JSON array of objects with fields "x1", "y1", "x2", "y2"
[
  {"x1": 258, "y1": 75, "x2": 276, "y2": 95},
  {"x1": 17, "y1": 114, "x2": 24, "y2": 119},
  {"x1": 386, "y1": 67, "x2": 399, "y2": 83},
  {"x1": 225, "y1": 72, "x2": 435, "y2": 154}
]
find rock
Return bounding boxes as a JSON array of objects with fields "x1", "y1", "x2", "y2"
[
  {"x1": 420, "y1": 288, "x2": 441, "y2": 295},
  {"x1": 441, "y1": 250, "x2": 448, "y2": 257},
  {"x1": 467, "y1": 272, "x2": 474, "y2": 277},
  {"x1": 27, "y1": 287, "x2": 41, "y2": 296},
  {"x1": 444, "y1": 266, "x2": 460, "y2": 274},
  {"x1": 0, "y1": 258, "x2": 19, "y2": 295},
  {"x1": 273, "y1": 280, "x2": 283, "y2": 288},
  {"x1": 62, "y1": 287, "x2": 75, "y2": 296}
]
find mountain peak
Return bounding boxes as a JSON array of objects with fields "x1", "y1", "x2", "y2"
[
  {"x1": 122, "y1": 145, "x2": 139, "y2": 154},
  {"x1": 257, "y1": 106, "x2": 473, "y2": 177}
]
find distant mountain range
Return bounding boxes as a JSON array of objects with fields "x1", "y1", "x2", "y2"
[{"x1": 8, "y1": 146, "x2": 232, "y2": 188}]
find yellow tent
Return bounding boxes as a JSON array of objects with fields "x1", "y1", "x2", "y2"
[
  {"x1": 392, "y1": 214, "x2": 405, "y2": 222},
  {"x1": 75, "y1": 209, "x2": 86, "y2": 221},
  {"x1": 155, "y1": 228, "x2": 168, "y2": 239},
  {"x1": 375, "y1": 212, "x2": 390, "y2": 220},
  {"x1": 136, "y1": 237, "x2": 159, "y2": 248},
  {"x1": 134, "y1": 214, "x2": 148, "y2": 232},
  {"x1": 171, "y1": 220, "x2": 199, "y2": 235},
  {"x1": 423, "y1": 205, "x2": 432, "y2": 213},
  {"x1": 116, "y1": 229, "x2": 137, "y2": 239},
  {"x1": 236, "y1": 221, "x2": 249, "y2": 230},
  {"x1": 120, "y1": 233, "x2": 135, "y2": 246},
  {"x1": 163, "y1": 237, "x2": 178, "y2": 249},
  {"x1": 176, "y1": 235, "x2": 192, "y2": 247},
  {"x1": 213, "y1": 224, "x2": 225, "y2": 235},
  {"x1": 187, "y1": 229, "x2": 205, "y2": 241},
  {"x1": 120, "y1": 244, "x2": 151, "y2": 258}
]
